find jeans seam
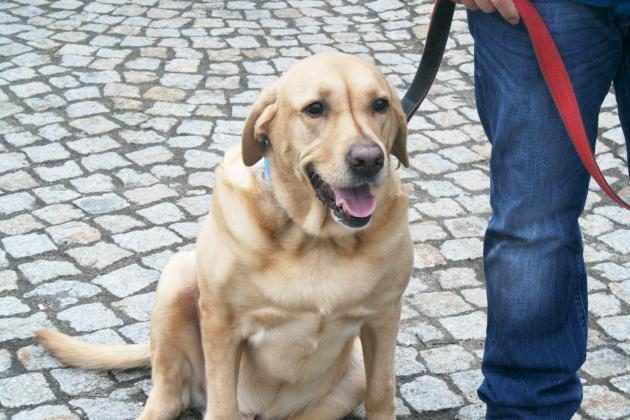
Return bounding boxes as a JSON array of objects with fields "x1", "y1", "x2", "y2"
[{"x1": 573, "y1": 255, "x2": 588, "y2": 335}]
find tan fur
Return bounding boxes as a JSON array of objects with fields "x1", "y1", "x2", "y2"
[
  {"x1": 36, "y1": 330, "x2": 151, "y2": 370},
  {"x1": 37, "y1": 52, "x2": 413, "y2": 420}
]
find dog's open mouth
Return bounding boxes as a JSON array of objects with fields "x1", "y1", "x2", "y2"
[{"x1": 308, "y1": 168, "x2": 376, "y2": 228}]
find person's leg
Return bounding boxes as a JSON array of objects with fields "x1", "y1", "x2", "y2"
[
  {"x1": 613, "y1": 15, "x2": 630, "y2": 177},
  {"x1": 468, "y1": 2, "x2": 623, "y2": 418}
]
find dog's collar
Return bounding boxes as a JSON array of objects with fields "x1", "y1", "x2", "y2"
[
  {"x1": 263, "y1": 157, "x2": 271, "y2": 180},
  {"x1": 261, "y1": 137, "x2": 271, "y2": 182}
]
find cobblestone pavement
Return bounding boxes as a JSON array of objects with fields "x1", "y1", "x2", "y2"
[{"x1": 0, "y1": 0, "x2": 629, "y2": 419}]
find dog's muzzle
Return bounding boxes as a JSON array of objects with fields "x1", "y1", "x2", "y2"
[{"x1": 308, "y1": 168, "x2": 377, "y2": 229}]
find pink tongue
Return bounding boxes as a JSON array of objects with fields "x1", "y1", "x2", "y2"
[{"x1": 332, "y1": 185, "x2": 377, "y2": 218}]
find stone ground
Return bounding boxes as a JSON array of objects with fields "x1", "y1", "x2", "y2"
[{"x1": 0, "y1": 0, "x2": 629, "y2": 419}]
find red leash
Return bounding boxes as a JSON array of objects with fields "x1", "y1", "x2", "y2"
[
  {"x1": 404, "y1": 0, "x2": 630, "y2": 210},
  {"x1": 512, "y1": 0, "x2": 630, "y2": 210}
]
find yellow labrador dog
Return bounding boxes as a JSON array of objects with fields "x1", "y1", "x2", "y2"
[{"x1": 38, "y1": 52, "x2": 414, "y2": 420}]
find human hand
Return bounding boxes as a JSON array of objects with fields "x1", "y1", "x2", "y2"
[{"x1": 452, "y1": 0, "x2": 520, "y2": 25}]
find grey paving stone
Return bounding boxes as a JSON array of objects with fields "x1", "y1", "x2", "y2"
[
  {"x1": 2, "y1": 232, "x2": 56, "y2": 258},
  {"x1": 26, "y1": 280, "x2": 102, "y2": 308},
  {"x1": 2, "y1": 131, "x2": 39, "y2": 152},
  {"x1": 94, "y1": 214, "x2": 145, "y2": 234},
  {"x1": 593, "y1": 262, "x2": 630, "y2": 281},
  {"x1": 0, "y1": 270, "x2": 17, "y2": 293},
  {"x1": 599, "y1": 230, "x2": 630, "y2": 253},
  {"x1": 611, "y1": 374, "x2": 630, "y2": 394},
  {"x1": 588, "y1": 293, "x2": 622, "y2": 317},
  {"x1": 0, "y1": 191, "x2": 36, "y2": 215},
  {"x1": 113, "y1": 226, "x2": 182, "y2": 253},
  {"x1": 77, "y1": 329, "x2": 127, "y2": 346},
  {"x1": 33, "y1": 160, "x2": 83, "y2": 182},
  {"x1": 57, "y1": 302, "x2": 123, "y2": 332},
  {"x1": 123, "y1": 184, "x2": 178, "y2": 205},
  {"x1": 441, "y1": 238, "x2": 484, "y2": 261},
  {"x1": 112, "y1": 292, "x2": 155, "y2": 321},
  {"x1": 143, "y1": 86, "x2": 186, "y2": 102},
  {"x1": 70, "y1": 173, "x2": 115, "y2": 193},
  {"x1": 0, "y1": 152, "x2": 28, "y2": 173},
  {"x1": 413, "y1": 243, "x2": 446, "y2": 269},
  {"x1": 151, "y1": 164, "x2": 186, "y2": 179},
  {"x1": 0, "y1": 372, "x2": 55, "y2": 408},
  {"x1": 32, "y1": 203, "x2": 85, "y2": 224},
  {"x1": 443, "y1": 216, "x2": 487, "y2": 238},
  {"x1": 420, "y1": 344, "x2": 476, "y2": 374},
  {"x1": 400, "y1": 375, "x2": 463, "y2": 412},
  {"x1": 81, "y1": 151, "x2": 131, "y2": 171},
  {"x1": 416, "y1": 198, "x2": 465, "y2": 218},
  {"x1": 141, "y1": 250, "x2": 174, "y2": 271},
  {"x1": 598, "y1": 315, "x2": 630, "y2": 341},
  {"x1": 610, "y1": 281, "x2": 630, "y2": 305},
  {"x1": 581, "y1": 385, "x2": 630, "y2": 420},
  {"x1": 69, "y1": 398, "x2": 144, "y2": 420},
  {"x1": 137, "y1": 202, "x2": 185, "y2": 224},
  {"x1": 582, "y1": 348, "x2": 630, "y2": 379},
  {"x1": 93, "y1": 264, "x2": 159, "y2": 298},
  {"x1": 11, "y1": 405, "x2": 79, "y2": 420},
  {"x1": 66, "y1": 242, "x2": 132, "y2": 269},
  {"x1": 0, "y1": 349, "x2": 11, "y2": 373},
  {"x1": 435, "y1": 267, "x2": 480, "y2": 289},
  {"x1": 0, "y1": 312, "x2": 53, "y2": 342},
  {"x1": 16, "y1": 344, "x2": 63, "y2": 371},
  {"x1": 126, "y1": 145, "x2": 173, "y2": 165},
  {"x1": 46, "y1": 221, "x2": 101, "y2": 246},
  {"x1": 9, "y1": 81, "x2": 51, "y2": 98},
  {"x1": 118, "y1": 321, "x2": 150, "y2": 344},
  {"x1": 184, "y1": 149, "x2": 223, "y2": 169},
  {"x1": 440, "y1": 311, "x2": 487, "y2": 340},
  {"x1": 451, "y1": 369, "x2": 484, "y2": 404},
  {"x1": 461, "y1": 288, "x2": 487, "y2": 308},
  {"x1": 22, "y1": 142, "x2": 70, "y2": 163},
  {"x1": 0, "y1": 170, "x2": 39, "y2": 192},
  {"x1": 51, "y1": 367, "x2": 115, "y2": 396},
  {"x1": 457, "y1": 403, "x2": 486, "y2": 420},
  {"x1": 0, "y1": 213, "x2": 44, "y2": 235},
  {"x1": 410, "y1": 221, "x2": 447, "y2": 242},
  {"x1": 67, "y1": 135, "x2": 121, "y2": 154},
  {"x1": 66, "y1": 100, "x2": 109, "y2": 118},
  {"x1": 64, "y1": 86, "x2": 100, "y2": 101},
  {"x1": 0, "y1": 296, "x2": 30, "y2": 316},
  {"x1": 177, "y1": 119, "x2": 213, "y2": 136},
  {"x1": 69, "y1": 115, "x2": 120, "y2": 134},
  {"x1": 395, "y1": 346, "x2": 426, "y2": 377},
  {"x1": 33, "y1": 185, "x2": 81, "y2": 204},
  {"x1": 73, "y1": 193, "x2": 130, "y2": 214},
  {"x1": 411, "y1": 291, "x2": 472, "y2": 318}
]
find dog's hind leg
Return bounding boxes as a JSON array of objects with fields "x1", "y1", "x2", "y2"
[
  {"x1": 138, "y1": 251, "x2": 206, "y2": 420},
  {"x1": 287, "y1": 339, "x2": 366, "y2": 420}
]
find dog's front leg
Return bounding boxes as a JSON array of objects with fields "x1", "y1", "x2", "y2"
[
  {"x1": 198, "y1": 298, "x2": 243, "y2": 420},
  {"x1": 360, "y1": 304, "x2": 402, "y2": 420}
]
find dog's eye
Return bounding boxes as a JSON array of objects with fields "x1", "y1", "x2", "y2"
[
  {"x1": 304, "y1": 101, "x2": 325, "y2": 117},
  {"x1": 372, "y1": 98, "x2": 389, "y2": 113}
]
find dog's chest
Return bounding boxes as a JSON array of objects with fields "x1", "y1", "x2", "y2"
[{"x1": 243, "y1": 307, "x2": 365, "y2": 382}]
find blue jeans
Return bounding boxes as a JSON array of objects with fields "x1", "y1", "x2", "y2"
[{"x1": 468, "y1": 1, "x2": 630, "y2": 418}]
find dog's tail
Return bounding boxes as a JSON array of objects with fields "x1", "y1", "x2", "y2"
[{"x1": 36, "y1": 329, "x2": 151, "y2": 370}]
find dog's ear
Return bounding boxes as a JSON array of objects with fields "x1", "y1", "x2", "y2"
[
  {"x1": 389, "y1": 89, "x2": 409, "y2": 168},
  {"x1": 242, "y1": 83, "x2": 278, "y2": 167}
]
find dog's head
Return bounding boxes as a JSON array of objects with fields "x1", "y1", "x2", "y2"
[{"x1": 241, "y1": 52, "x2": 408, "y2": 236}]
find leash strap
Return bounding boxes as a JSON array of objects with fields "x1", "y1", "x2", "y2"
[
  {"x1": 404, "y1": 0, "x2": 629, "y2": 209},
  {"x1": 513, "y1": 0, "x2": 630, "y2": 210},
  {"x1": 401, "y1": 0, "x2": 455, "y2": 121}
]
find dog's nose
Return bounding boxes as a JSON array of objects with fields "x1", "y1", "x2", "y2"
[{"x1": 346, "y1": 142, "x2": 384, "y2": 178}]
